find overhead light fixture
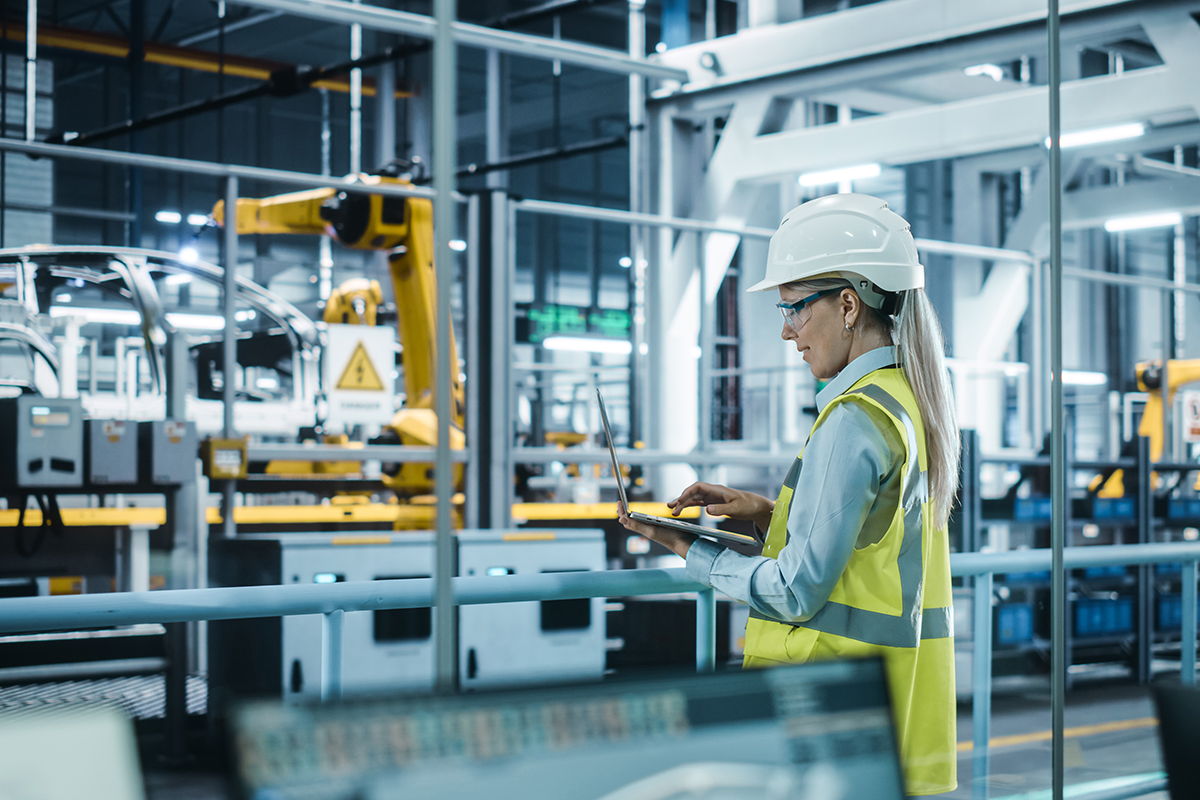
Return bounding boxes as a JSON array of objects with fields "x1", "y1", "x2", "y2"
[
  {"x1": 166, "y1": 312, "x2": 226, "y2": 331},
  {"x1": 619, "y1": 256, "x2": 632, "y2": 268},
  {"x1": 1061, "y1": 370, "x2": 1107, "y2": 386},
  {"x1": 235, "y1": 309, "x2": 258, "y2": 322},
  {"x1": 55, "y1": 293, "x2": 71, "y2": 303},
  {"x1": 165, "y1": 273, "x2": 192, "y2": 286},
  {"x1": 448, "y1": 239, "x2": 467, "y2": 252},
  {"x1": 187, "y1": 213, "x2": 209, "y2": 227},
  {"x1": 1045, "y1": 122, "x2": 1144, "y2": 149},
  {"x1": 542, "y1": 336, "x2": 632, "y2": 355},
  {"x1": 799, "y1": 163, "x2": 881, "y2": 187},
  {"x1": 49, "y1": 306, "x2": 141, "y2": 325},
  {"x1": 964, "y1": 63, "x2": 1004, "y2": 82},
  {"x1": 179, "y1": 246, "x2": 199, "y2": 264},
  {"x1": 1104, "y1": 211, "x2": 1182, "y2": 232},
  {"x1": 155, "y1": 211, "x2": 182, "y2": 224}
]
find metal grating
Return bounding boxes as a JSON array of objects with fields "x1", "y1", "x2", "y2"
[{"x1": 0, "y1": 675, "x2": 206, "y2": 720}]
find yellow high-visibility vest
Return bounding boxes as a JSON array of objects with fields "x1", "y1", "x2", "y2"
[{"x1": 742, "y1": 367, "x2": 956, "y2": 796}]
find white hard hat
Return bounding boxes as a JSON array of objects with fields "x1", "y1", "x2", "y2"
[{"x1": 748, "y1": 193, "x2": 924, "y2": 306}]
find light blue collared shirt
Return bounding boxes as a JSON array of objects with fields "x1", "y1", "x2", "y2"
[{"x1": 685, "y1": 346, "x2": 906, "y2": 623}]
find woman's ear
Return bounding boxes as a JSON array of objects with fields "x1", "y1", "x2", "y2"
[{"x1": 841, "y1": 288, "x2": 859, "y2": 328}]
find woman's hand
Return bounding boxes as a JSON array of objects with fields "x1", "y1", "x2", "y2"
[
  {"x1": 668, "y1": 482, "x2": 775, "y2": 532},
  {"x1": 617, "y1": 510, "x2": 696, "y2": 558}
]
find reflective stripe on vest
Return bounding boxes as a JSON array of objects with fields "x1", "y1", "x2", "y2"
[{"x1": 749, "y1": 382, "x2": 953, "y2": 647}]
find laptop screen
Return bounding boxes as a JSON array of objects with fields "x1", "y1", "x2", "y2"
[
  {"x1": 596, "y1": 389, "x2": 630, "y2": 515},
  {"x1": 231, "y1": 658, "x2": 906, "y2": 800}
]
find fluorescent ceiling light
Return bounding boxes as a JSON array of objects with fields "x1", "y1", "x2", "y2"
[
  {"x1": 55, "y1": 293, "x2": 71, "y2": 303},
  {"x1": 256, "y1": 376, "x2": 279, "y2": 390},
  {"x1": 1104, "y1": 212, "x2": 1182, "y2": 232},
  {"x1": 179, "y1": 246, "x2": 199, "y2": 264},
  {"x1": 799, "y1": 163, "x2": 881, "y2": 187},
  {"x1": 542, "y1": 336, "x2": 632, "y2": 355},
  {"x1": 964, "y1": 63, "x2": 1004, "y2": 82},
  {"x1": 155, "y1": 210, "x2": 182, "y2": 224},
  {"x1": 166, "y1": 312, "x2": 226, "y2": 331},
  {"x1": 165, "y1": 273, "x2": 192, "y2": 286},
  {"x1": 448, "y1": 239, "x2": 467, "y2": 252},
  {"x1": 1045, "y1": 122, "x2": 1144, "y2": 149},
  {"x1": 1062, "y1": 370, "x2": 1107, "y2": 386},
  {"x1": 235, "y1": 309, "x2": 258, "y2": 322},
  {"x1": 187, "y1": 213, "x2": 209, "y2": 227},
  {"x1": 50, "y1": 306, "x2": 141, "y2": 325}
]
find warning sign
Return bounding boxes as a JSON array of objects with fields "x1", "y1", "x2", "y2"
[
  {"x1": 336, "y1": 341, "x2": 385, "y2": 391},
  {"x1": 1184, "y1": 391, "x2": 1200, "y2": 443},
  {"x1": 325, "y1": 324, "x2": 397, "y2": 425}
]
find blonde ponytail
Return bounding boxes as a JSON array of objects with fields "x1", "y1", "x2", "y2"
[{"x1": 894, "y1": 288, "x2": 960, "y2": 528}]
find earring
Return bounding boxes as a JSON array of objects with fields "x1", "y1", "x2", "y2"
[{"x1": 845, "y1": 322, "x2": 854, "y2": 332}]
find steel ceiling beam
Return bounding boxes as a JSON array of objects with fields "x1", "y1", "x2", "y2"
[{"x1": 230, "y1": 0, "x2": 689, "y2": 81}]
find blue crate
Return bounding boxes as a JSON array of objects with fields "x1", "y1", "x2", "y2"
[
  {"x1": 1169, "y1": 500, "x2": 1200, "y2": 520},
  {"x1": 1074, "y1": 597, "x2": 1133, "y2": 637},
  {"x1": 996, "y1": 603, "x2": 1034, "y2": 646},
  {"x1": 1156, "y1": 593, "x2": 1200, "y2": 631},
  {"x1": 1092, "y1": 498, "x2": 1135, "y2": 520},
  {"x1": 1083, "y1": 566, "x2": 1127, "y2": 580},
  {"x1": 1004, "y1": 570, "x2": 1051, "y2": 583},
  {"x1": 1016, "y1": 497, "x2": 1053, "y2": 521}
]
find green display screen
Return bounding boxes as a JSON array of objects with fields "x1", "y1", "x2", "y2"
[{"x1": 521, "y1": 304, "x2": 631, "y2": 343}]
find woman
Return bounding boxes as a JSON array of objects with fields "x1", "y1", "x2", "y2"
[{"x1": 619, "y1": 193, "x2": 959, "y2": 795}]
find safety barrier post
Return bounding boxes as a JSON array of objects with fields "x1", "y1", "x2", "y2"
[
  {"x1": 321, "y1": 609, "x2": 345, "y2": 701},
  {"x1": 1184, "y1": 560, "x2": 1197, "y2": 686},
  {"x1": 972, "y1": 571, "x2": 993, "y2": 800},
  {"x1": 696, "y1": 588, "x2": 716, "y2": 672}
]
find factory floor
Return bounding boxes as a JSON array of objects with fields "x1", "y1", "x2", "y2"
[
  {"x1": 137, "y1": 675, "x2": 1174, "y2": 800},
  {"x1": 947, "y1": 676, "x2": 1168, "y2": 799}
]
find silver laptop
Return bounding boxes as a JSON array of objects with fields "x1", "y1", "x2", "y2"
[{"x1": 597, "y1": 389, "x2": 760, "y2": 548}]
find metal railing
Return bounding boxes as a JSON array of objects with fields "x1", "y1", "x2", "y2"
[{"x1": 0, "y1": 540, "x2": 1195, "y2": 798}]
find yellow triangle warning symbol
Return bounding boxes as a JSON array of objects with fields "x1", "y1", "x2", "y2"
[{"x1": 336, "y1": 341, "x2": 385, "y2": 391}]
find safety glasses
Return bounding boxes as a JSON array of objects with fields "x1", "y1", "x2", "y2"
[{"x1": 776, "y1": 288, "x2": 840, "y2": 330}]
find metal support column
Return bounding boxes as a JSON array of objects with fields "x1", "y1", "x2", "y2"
[
  {"x1": 164, "y1": 331, "x2": 194, "y2": 762},
  {"x1": 695, "y1": 588, "x2": 716, "y2": 672},
  {"x1": 321, "y1": 609, "x2": 345, "y2": 701},
  {"x1": 485, "y1": 48, "x2": 504, "y2": 190},
  {"x1": 628, "y1": 0, "x2": 648, "y2": 456},
  {"x1": 698, "y1": 233, "x2": 713, "y2": 465},
  {"x1": 1183, "y1": 560, "x2": 1197, "y2": 685},
  {"x1": 972, "y1": 571, "x2": 993, "y2": 800},
  {"x1": 349, "y1": 0, "x2": 363, "y2": 175},
  {"x1": 1137, "y1": 435, "x2": 1153, "y2": 684},
  {"x1": 128, "y1": 0, "x2": 145, "y2": 246},
  {"x1": 432, "y1": 0, "x2": 458, "y2": 695},
  {"x1": 1047, "y1": 1, "x2": 1067, "y2": 797},
  {"x1": 24, "y1": 0, "x2": 36, "y2": 143},
  {"x1": 221, "y1": 176, "x2": 239, "y2": 540}
]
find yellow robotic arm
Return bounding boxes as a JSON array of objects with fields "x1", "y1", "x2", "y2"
[
  {"x1": 1136, "y1": 358, "x2": 1200, "y2": 461},
  {"x1": 211, "y1": 175, "x2": 464, "y2": 430}
]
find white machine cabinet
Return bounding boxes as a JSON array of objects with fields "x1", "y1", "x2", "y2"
[
  {"x1": 212, "y1": 529, "x2": 606, "y2": 701},
  {"x1": 277, "y1": 533, "x2": 437, "y2": 700},
  {"x1": 458, "y1": 529, "x2": 606, "y2": 690}
]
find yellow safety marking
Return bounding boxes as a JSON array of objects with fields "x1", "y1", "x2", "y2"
[
  {"x1": 336, "y1": 341, "x2": 385, "y2": 391},
  {"x1": 48, "y1": 576, "x2": 83, "y2": 595},
  {"x1": 205, "y1": 505, "x2": 434, "y2": 525},
  {"x1": 511, "y1": 502, "x2": 702, "y2": 521},
  {"x1": 0, "y1": 507, "x2": 166, "y2": 527},
  {"x1": 956, "y1": 717, "x2": 1157, "y2": 752},
  {"x1": 502, "y1": 532, "x2": 557, "y2": 542},
  {"x1": 331, "y1": 535, "x2": 393, "y2": 546}
]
